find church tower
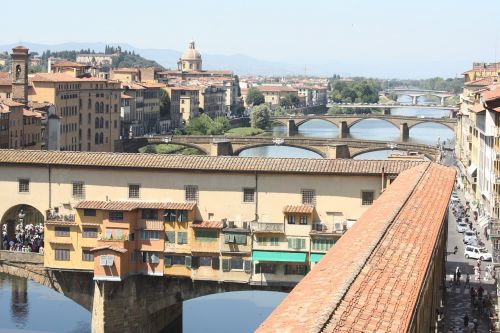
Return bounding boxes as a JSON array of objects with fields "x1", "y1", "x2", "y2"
[{"x1": 11, "y1": 46, "x2": 29, "y2": 101}]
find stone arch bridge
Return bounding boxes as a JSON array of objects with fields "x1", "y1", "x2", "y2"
[
  {"x1": 0, "y1": 251, "x2": 290, "y2": 332},
  {"x1": 116, "y1": 135, "x2": 441, "y2": 160},
  {"x1": 271, "y1": 114, "x2": 456, "y2": 140},
  {"x1": 385, "y1": 88, "x2": 455, "y2": 105}
]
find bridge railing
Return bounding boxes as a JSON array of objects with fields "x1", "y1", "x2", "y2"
[
  {"x1": 0, "y1": 250, "x2": 43, "y2": 264},
  {"x1": 251, "y1": 222, "x2": 284, "y2": 233}
]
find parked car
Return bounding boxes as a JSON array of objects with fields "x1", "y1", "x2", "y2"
[
  {"x1": 456, "y1": 222, "x2": 469, "y2": 233},
  {"x1": 451, "y1": 196, "x2": 459, "y2": 203},
  {"x1": 463, "y1": 230, "x2": 477, "y2": 244},
  {"x1": 464, "y1": 245, "x2": 492, "y2": 261}
]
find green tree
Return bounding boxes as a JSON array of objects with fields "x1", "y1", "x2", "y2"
[
  {"x1": 280, "y1": 93, "x2": 300, "y2": 109},
  {"x1": 159, "y1": 89, "x2": 171, "y2": 118},
  {"x1": 184, "y1": 114, "x2": 230, "y2": 135},
  {"x1": 250, "y1": 104, "x2": 271, "y2": 129},
  {"x1": 271, "y1": 105, "x2": 288, "y2": 116},
  {"x1": 246, "y1": 87, "x2": 265, "y2": 106},
  {"x1": 208, "y1": 117, "x2": 230, "y2": 135}
]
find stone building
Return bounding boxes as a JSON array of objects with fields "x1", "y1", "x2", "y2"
[{"x1": 177, "y1": 40, "x2": 202, "y2": 72}]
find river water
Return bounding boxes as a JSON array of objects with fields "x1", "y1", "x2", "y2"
[{"x1": 241, "y1": 103, "x2": 454, "y2": 159}]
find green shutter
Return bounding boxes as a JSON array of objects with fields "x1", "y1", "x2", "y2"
[
  {"x1": 287, "y1": 238, "x2": 293, "y2": 249},
  {"x1": 164, "y1": 256, "x2": 172, "y2": 267},
  {"x1": 222, "y1": 258, "x2": 230, "y2": 272},
  {"x1": 244, "y1": 260, "x2": 252, "y2": 273},
  {"x1": 236, "y1": 234, "x2": 247, "y2": 245},
  {"x1": 300, "y1": 238, "x2": 305, "y2": 250},
  {"x1": 165, "y1": 231, "x2": 175, "y2": 243}
]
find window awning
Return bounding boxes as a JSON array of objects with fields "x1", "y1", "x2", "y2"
[
  {"x1": 252, "y1": 250, "x2": 306, "y2": 262},
  {"x1": 467, "y1": 164, "x2": 477, "y2": 177},
  {"x1": 310, "y1": 253, "x2": 324, "y2": 263}
]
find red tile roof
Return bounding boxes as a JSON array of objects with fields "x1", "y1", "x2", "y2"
[
  {"x1": 90, "y1": 245, "x2": 128, "y2": 253},
  {"x1": 31, "y1": 73, "x2": 107, "y2": 83},
  {"x1": 0, "y1": 150, "x2": 426, "y2": 176},
  {"x1": 256, "y1": 163, "x2": 456, "y2": 333},
  {"x1": 282, "y1": 205, "x2": 314, "y2": 214},
  {"x1": 74, "y1": 200, "x2": 196, "y2": 211},
  {"x1": 191, "y1": 221, "x2": 223, "y2": 229},
  {"x1": 483, "y1": 86, "x2": 500, "y2": 102},
  {"x1": 52, "y1": 60, "x2": 87, "y2": 68}
]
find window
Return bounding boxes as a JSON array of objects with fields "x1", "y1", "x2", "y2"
[
  {"x1": 141, "y1": 209, "x2": 158, "y2": 220},
  {"x1": 199, "y1": 256, "x2": 212, "y2": 267},
  {"x1": 285, "y1": 264, "x2": 307, "y2": 275},
  {"x1": 287, "y1": 215, "x2": 296, "y2": 224},
  {"x1": 141, "y1": 251, "x2": 160, "y2": 264},
  {"x1": 109, "y1": 211, "x2": 124, "y2": 221},
  {"x1": 224, "y1": 233, "x2": 247, "y2": 245},
  {"x1": 55, "y1": 249, "x2": 70, "y2": 261},
  {"x1": 84, "y1": 209, "x2": 96, "y2": 217},
  {"x1": 55, "y1": 227, "x2": 70, "y2": 237},
  {"x1": 177, "y1": 232, "x2": 188, "y2": 244},
  {"x1": 18, "y1": 178, "x2": 29, "y2": 193},
  {"x1": 164, "y1": 210, "x2": 177, "y2": 222},
  {"x1": 165, "y1": 231, "x2": 175, "y2": 243},
  {"x1": 195, "y1": 230, "x2": 218, "y2": 242},
  {"x1": 287, "y1": 237, "x2": 306, "y2": 250},
  {"x1": 129, "y1": 184, "x2": 140, "y2": 199},
  {"x1": 255, "y1": 263, "x2": 276, "y2": 274},
  {"x1": 164, "y1": 255, "x2": 188, "y2": 266},
  {"x1": 72, "y1": 181, "x2": 85, "y2": 199},
  {"x1": 230, "y1": 257, "x2": 243, "y2": 270},
  {"x1": 243, "y1": 188, "x2": 255, "y2": 203},
  {"x1": 362, "y1": 191, "x2": 374, "y2": 205},
  {"x1": 301, "y1": 189, "x2": 316, "y2": 205},
  {"x1": 257, "y1": 236, "x2": 279, "y2": 246},
  {"x1": 312, "y1": 238, "x2": 335, "y2": 251},
  {"x1": 140, "y1": 230, "x2": 160, "y2": 240},
  {"x1": 82, "y1": 227, "x2": 98, "y2": 238},
  {"x1": 300, "y1": 216, "x2": 308, "y2": 225},
  {"x1": 178, "y1": 210, "x2": 188, "y2": 222},
  {"x1": 82, "y1": 249, "x2": 94, "y2": 262},
  {"x1": 184, "y1": 185, "x2": 198, "y2": 202}
]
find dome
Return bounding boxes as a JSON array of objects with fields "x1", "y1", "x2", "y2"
[{"x1": 181, "y1": 40, "x2": 202, "y2": 61}]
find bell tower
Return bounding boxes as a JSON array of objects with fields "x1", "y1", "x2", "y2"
[{"x1": 11, "y1": 46, "x2": 29, "y2": 101}]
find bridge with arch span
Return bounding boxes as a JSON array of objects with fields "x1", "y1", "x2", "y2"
[{"x1": 270, "y1": 114, "x2": 456, "y2": 141}]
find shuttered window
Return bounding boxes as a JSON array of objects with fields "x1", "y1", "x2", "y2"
[
  {"x1": 82, "y1": 249, "x2": 94, "y2": 262},
  {"x1": 312, "y1": 238, "x2": 335, "y2": 251},
  {"x1": 195, "y1": 230, "x2": 218, "y2": 242},
  {"x1": 55, "y1": 249, "x2": 70, "y2": 261},
  {"x1": 287, "y1": 238, "x2": 306, "y2": 250},
  {"x1": 177, "y1": 232, "x2": 188, "y2": 244},
  {"x1": 165, "y1": 231, "x2": 176, "y2": 243},
  {"x1": 55, "y1": 227, "x2": 70, "y2": 237},
  {"x1": 224, "y1": 233, "x2": 247, "y2": 245}
]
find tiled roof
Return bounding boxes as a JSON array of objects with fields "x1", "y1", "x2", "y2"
[
  {"x1": 465, "y1": 76, "x2": 497, "y2": 87},
  {"x1": 31, "y1": 73, "x2": 107, "y2": 83},
  {"x1": 256, "y1": 162, "x2": 456, "y2": 333},
  {"x1": 282, "y1": 205, "x2": 315, "y2": 214},
  {"x1": 90, "y1": 245, "x2": 127, "y2": 253},
  {"x1": 75, "y1": 200, "x2": 196, "y2": 211},
  {"x1": 0, "y1": 150, "x2": 426, "y2": 175},
  {"x1": 52, "y1": 60, "x2": 87, "y2": 68},
  {"x1": 483, "y1": 86, "x2": 500, "y2": 102},
  {"x1": 191, "y1": 221, "x2": 223, "y2": 229},
  {"x1": 256, "y1": 85, "x2": 298, "y2": 93},
  {"x1": 0, "y1": 99, "x2": 24, "y2": 107}
]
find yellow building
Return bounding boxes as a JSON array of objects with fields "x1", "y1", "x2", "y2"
[{"x1": 163, "y1": 86, "x2": 200, "y2": 127}]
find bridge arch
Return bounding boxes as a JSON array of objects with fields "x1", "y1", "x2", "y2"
[
  {"x1": 408, "y1": 121, "x2": 455, "y2": 131},
  {"x1": 138, "y1": 142, "x2": 209, "y2": 155},
  {"x1": 347, "y1": 117, "x2": 400, "y2": 130},
  {"x1": 294, "y1": 117, "x2": 339, "y2": 128},
  {"x1": 1, "y1": 204, "x2": 45, "y2": 250},
  {"x1": 351, "y1": 147, "x2": 434, "y2": 161},
  {"x1": 233, "y1": 143, "x2": 326, "y2": 158}
]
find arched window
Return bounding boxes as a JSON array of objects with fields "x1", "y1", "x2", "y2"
[
  {"x1": 87, "y1": 128, "x2": 91, "y2": 140},
  {"x1": 105, "y1": 120, "x2": 109, "y2": 129},
  {"x1": 15, "y1": 65, "x2": 21, "y2": 80},
  {"x1": 100, "y1": 102, "x2": 104, "y2": 114},
  {"x1": 88, "y1": 98, "x2": 91, "y2": 109},
  {"x1": 99, "y1": 133, "x2": 104, "y2": 144},
  {"x1": 95, "y1": 102, "x2": 99, "y2": 113},
  {"x1": 95, "y1": 133, "x2": 99, "y2": 144},
  {"x1": 100, "y1": 117, "x2": 104, "y2": 128},
  {"x1": 95, "y1": 117, "x2": 99, "y2": 129},
  {"x1": 88, "y1": 113, "x2": 91, "y2": 125}
]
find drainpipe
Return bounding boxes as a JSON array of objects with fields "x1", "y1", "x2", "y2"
[
  {"x1": 381, "y1": 167, "x2": 385, "y2": 192},
  {"x1": 48, "y1": 164, "x2": 52, "y2": 208}
]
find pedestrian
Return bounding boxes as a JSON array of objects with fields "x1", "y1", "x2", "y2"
[
  {"x1": 464, "y1": 313, "x2": 469, "y2": 328},
  {"x1": 465, "y1": 273, "x2": 470, "y2": 288},
  {"x1": 453, "y1": 271, "x2": 457, "y2": 285},
  {"x1": 470, "y1": 287, "x2": 476, "y2": 303},
  {"x1": 478, "y1": 285, "x2": 484, "y2": 299},
  {"x1": 473, "y1": 318, "x2": 478, "y2": 333},
  {"x1": 456, "y1": 267, "x2": 462, "y2": 285}
]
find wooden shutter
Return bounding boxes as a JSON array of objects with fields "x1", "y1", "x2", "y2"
[
  {"x1": 165, "y1": 231, "x2": 175, "y2": 243},
  {"x1": 100, "y1": 255, "x2": 108, "y2": 266},
  {"x1": 222, "y1": 258, "x2": 230, "y2": 272},
  {"x1": 244, "y1": 260, "x2": 252, "y2": 273},
  {"x1": 185, "y1": 256, "x2": 192, "y2": 267},
  {"x1": 212, "y1": 257, "x2": 220, "y2": 270}
]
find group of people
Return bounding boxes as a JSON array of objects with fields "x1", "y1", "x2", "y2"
[{"x1": 1, "y1": 223, "x2": 44, "y2": 253}]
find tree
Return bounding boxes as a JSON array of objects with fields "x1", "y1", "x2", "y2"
[
  {"x1": 208, "y1": 117, "x2": 230, "y2": 135},
  {"x1": 271, "y1": 105, "x2": 287, "y2": 116},
  {"x1": 159, "y1": 89, "x2": 171, "y2": 118},
  {"x1": 184, "y1": 114, "x2": 230, "y2": 135},
  {"x1": 280, "y1": 93, "x2": 300, "y2": 109},
  {"x1": 246, "y1": 87, "x2": 265, "y2": 106},
  {"x1": 250, "y1": 104, "x2": 271, "y2": 129}
]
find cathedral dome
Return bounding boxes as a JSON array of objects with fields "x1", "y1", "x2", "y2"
[{"x1": 181, "y1": 40, "x2": 201, "y2": 60}]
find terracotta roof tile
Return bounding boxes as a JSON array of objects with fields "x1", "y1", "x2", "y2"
[
  {"x1": 0, "y1": 150, "x2": 427, "y2": 176},
  {"x1": 256, "y1": 163, "x2": 456, "y2": 333},
  {"x1": 136, "y1": 220, "x2": 164, "y2": 230},
  {"x1": 90, "y1": 245, "x2": 127, "y2": 253},
  {"x1": 191, "y1": 221, "x2": 223, "y2": 229},
  {"x1": 282, "y1": 205, "x2": 314, "y2": 214}
]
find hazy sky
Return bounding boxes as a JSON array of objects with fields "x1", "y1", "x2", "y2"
[{"x1": 2, "y1": 0, "x2": 500, "y2": 78}]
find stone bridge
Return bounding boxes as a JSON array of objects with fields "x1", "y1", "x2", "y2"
[
  {"x1": 385, "y1": 88, "x2": 456, "y2": 105},
  {"x1": 116, "y1": 136, "x2": 441, "y2": 160},
  {"x1": 271, "y1": 114, "x2": 456, "y2": 140},
  {"x1": 0, "y1": 251, "x2": 290, "y2": 332}
]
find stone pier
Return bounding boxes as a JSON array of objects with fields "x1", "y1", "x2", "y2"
[
  {"x1": 339, "y1": 121, "x2": 349, "y2": 139},
  {"x1": 287, "y1": 119, "x2": 299, "y2": 136},
  {"x1": 400, "y1": 123, "x2": 409, "y2": 141}
]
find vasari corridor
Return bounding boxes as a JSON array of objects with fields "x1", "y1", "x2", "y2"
[{"x1": 0, "y1": 1, "x2": 500, "y2": 332}]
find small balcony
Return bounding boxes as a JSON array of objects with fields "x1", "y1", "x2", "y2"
[
  {"x1": 46, "y1": 212, "x2": 75, "y2": 223},
  {"x1": 310, "y1": 223, "x2": 345, "y2": 235},
  {"x1": 251, "y1": 222, "x2": 284, "y2": 233}
]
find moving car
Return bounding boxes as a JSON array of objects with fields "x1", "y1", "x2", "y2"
[
  {"x1": 463, "y1": 230, "x2": 477, "y2": 244},
  {"x1": 456, "y1": 222, "x2": 469, "y2": 233},
  {"x1": 464, "y1": 245, "x2": 492, "y2": 261}
]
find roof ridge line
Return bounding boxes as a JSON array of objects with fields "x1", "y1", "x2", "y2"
[{"x1": 314, "y1": 163, "x2": 432, "y2": 333}]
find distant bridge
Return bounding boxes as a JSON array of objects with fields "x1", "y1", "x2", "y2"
[
  {"x1": 116, "y1": 135, "x2": 442, "y2": 160},
  {"x1": 271, "y1": 114, "x2": 456, "y2": 139},
  {"x1": 385, "y1": 88, "x2": 456, "y2": 105},
  {"x1": 328, "y1": 103, "x2": 458, "y2": 111}
]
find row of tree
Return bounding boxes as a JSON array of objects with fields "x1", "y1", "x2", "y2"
[
  {"x1": 245, "y1": 87, "x2": 301, "y2": 109},
  {"x1": 328, "y1": 78, "x2": 381, "y2": 104}
]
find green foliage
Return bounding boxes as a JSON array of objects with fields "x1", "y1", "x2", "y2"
[
  {"x1": 328, "y1": 79, "x2": 381, "y2": 104},
  {"x1": 225, "y1": 127, "x2": 265, "y2": 137},
  {"x1": 112, "y1": 51, "x2": 163, "y2": 69},
  {"x1": 382, "y1": 77, "x2": 463, "y2": 94},
  {"x1": 280, "y1": 93, "x2": 300, "y2": 109},
  {"x1": 246, "y1": 87, "x2": 265, "y2": 106},
  {"x1": 138, "y1": 144, "x2": 202, "y2": 155},
  {"x1": 184, "y1": 114, "x2": 230, "y2": 135},
  {"x1": 271, "y1": 105, "x2": 288, "y2": 116},
  {"x1": 250, "y1": 104, "x2": 271, "y2": 129},
  {"x1": 231, "y1": 104, "x2": 246, "y2": 117},
  {"x1": 159, "y1": 89, "x2": 171, "y2": 118}
]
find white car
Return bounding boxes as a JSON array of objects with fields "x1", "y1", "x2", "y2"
[
  {"x1": 456, "y1": 222, "x2": 469, "y2": 233},
  {"x1": 463, "y1": 231, "x2": 477, "y2": 244},
  {"x1": 464, "y1": 246, "x2": 492, "y2": 261}
]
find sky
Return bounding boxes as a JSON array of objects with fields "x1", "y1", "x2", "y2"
[{"x1": 1, "y1": 0, "x2": 500, "y2": 78}]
